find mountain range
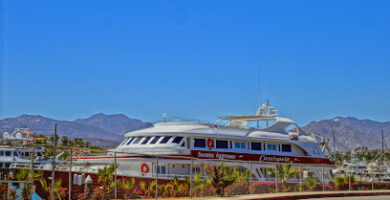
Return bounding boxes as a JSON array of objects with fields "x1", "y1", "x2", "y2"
[
  {"x1": 302, "y1": 117, "x2": 390, "y2": 152},
  {"x1": 0, "y1": 113, "x2": 152, "y2": 147},
  {"x1": 0, "y1": 114, "x2": 388, "y2": 151}
]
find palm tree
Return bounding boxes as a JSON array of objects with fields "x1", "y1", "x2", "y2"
[
  {"x1": 16, "y1": 168, "x2": 40, "y2": 200},
  {"x1": 97, "y1": 163, "x2": 118, "y2": 199},
  {"x1": 60, "y1": 136, "x2": 69, "y2": 147},
  {"x1": 205, "y1": 162, "x2": 250, "y2": 197},
  {"x1": 120, "y1": 178, "x2": 135, "y2": 199},
  {"x1": 139, "y1": 180, "x2": 156, "y2": 198},
  {"x1": 271, "y1": 163, "x2": 300, "y2": 191},
  {"x1": 192, "y1": 172, "x2": 211, "y2": 197},
  {"x1": 39, "y1": 178, "x2": 67, "y2": 200}
]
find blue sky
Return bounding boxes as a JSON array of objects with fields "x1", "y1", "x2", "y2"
[{"x1": 1, "y1": 0, "x2": 389, "y2": 125}]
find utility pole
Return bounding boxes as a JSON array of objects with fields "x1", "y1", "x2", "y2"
[
  {"x1": 333, "y1": 131, "x2": 336, "y2": 153},
  {"x1": 381, "y1": 130, "x2": 384, "y2": 152},
  {"x1": 114, "y1": 152, "x2": 117, "y2": 200},
  {"x1": 51, "y1": 123, "x2": 57, "y2": 200},
  {"x1": 68, "y1": 143, "x2": 72, "y2": 200},
  {"x1": 155, "y1": 155, "x2": 159, "y2": 200},
  {"x1": 30, "y1": 139, "x2": 35, "y2": 200}
]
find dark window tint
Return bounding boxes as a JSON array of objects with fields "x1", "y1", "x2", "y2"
[
  {"x1": 194, "y1": 139, "x2": 206, "y2": 148},
  {"x1": 126, "y1": 138, "x2": 135, "y2": 145},
  {"x1": 251, "y1": 142, "x2": 262, "y2": 150},
  {"x1": 142, "y1": 137, "x2": 151, "y2": 144},
  {"x1": 160, "y1": 136, "x2": 172, "y2": 144},
  {"x1": 0, "y1": 151, "x2": 3, "y2": 156},
  {"x1": 150, "y1": 136, "x2": 161, "y2": 144},
  {"x1": 172, "y1": 136, "x2": 183, "y2": 144},
  {"x1": 133, "y1": 137, "x2": 143, "y2": 144},
  {"x1": 5, "y1": 151, "x2": 11, "y2": 156},
  {"x1": 282, "y1": 144, "x2": 292, "y2": 152},
  {"x1": 216, "y1": 140, "x2": 228, "y2": 149}
]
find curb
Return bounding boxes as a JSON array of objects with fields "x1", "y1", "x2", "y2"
[{"x1": 244, "y1": 191, "x2": 390, "y2": 200}]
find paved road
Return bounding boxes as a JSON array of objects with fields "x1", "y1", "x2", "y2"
[{"x1": 306, "y1": 195, "x2": 390, "y2": 200}]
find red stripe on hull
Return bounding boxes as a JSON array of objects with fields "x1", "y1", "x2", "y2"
[{"x1": 73, "y1": 150, "x2": 334, "y2": 165}]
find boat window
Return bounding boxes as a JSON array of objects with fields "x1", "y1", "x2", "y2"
[
  {"x1": 132, "y1": 137, "x2": 143, "y2": 144},
  {"x1": 5, "y1": 151, "x2": 11, "y2": 156},
  {"x1": 181, "y1": 142, "x2": 185, "y2": 147},
  {"x1": 126, "y1": 138, "x2": 135, "y2": 145},
  {"x1": 0, "y1": 151, "x2": 3, "y2": 156},
  {"x1": 235, "y1": 142, "x2": 246, "y2": 149},
  {"x1": 251, "y1": 142, "x2": 262, "y2": 150},
  {"x1": 142, "y1": 137, "x2": 152, "y2": 144},
  {"x1": 172, "y1": 136, "x2": 183, "y2": 144},
  {"x1": 267, "y1": 143, "x2": 278, "y2": 151},
  {"x1": 194, "y1": 139, "x2": 206, "y2": 148},
  {"x1": 150, "y1": 136, "x2": 161, "y2": 144},
  {"x1": 216, "y1": 140, "x2": 228, "y2": 149},
  {"x1": 282, "y1": 144, "x2": 292, "y2": 152},
  {"x1": 160, "y1": 136, "x2": 172, "y2": 144},
  {"x1": 120, "y1": 138, "x2": 129, "y2": 146},
  {"x1": 157, "y1": 165, "x2": 166, "y2": 174}
]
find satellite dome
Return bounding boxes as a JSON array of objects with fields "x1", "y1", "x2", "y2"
[
  {"x1": 3, "y1": 132, "x2": 9, "y2": 139},
  {"x1": 15, "y1": 132, "x2": 23, "y2": 139}
]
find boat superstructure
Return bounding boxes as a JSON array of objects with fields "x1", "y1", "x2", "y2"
[
  {"x1": 0, "y1": 128, "x2": 48, "y2": 169},
  {"x1": 72, "y1": 104, "x2": 335, "y2": 183}
]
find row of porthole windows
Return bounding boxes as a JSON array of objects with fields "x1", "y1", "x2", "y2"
[
  {"x1": 120, "y1": 136, "x2": 184, "y2": 147},
  {"x1": 193, "y1": 138, "x2": 292, "y2": 152}
]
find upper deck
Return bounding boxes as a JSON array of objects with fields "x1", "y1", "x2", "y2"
[{"x1": 115, "y1": 117, "x2": 327, "y2": 160}]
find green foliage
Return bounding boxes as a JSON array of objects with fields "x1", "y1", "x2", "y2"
[
  {"x1": 39, "y1": 178, "x2": 67, "y2": 200},
  {"x1": 269, "y1": 163, "x2": 300, "y2": 192},
  {"x1": 192, "y1": 172, "x2": 212, "y2": 197},
  {"x1": 205, "y1": 162, "x2": 250, "y2": 197},
  {"x1": 120, "y1": 178, "x2": 136, "y2": 199},
  {"x1": 16, "y1": 168, "x2": 41, "y2": 199},
  {"x1": 333, "y1": 176, "x2": 347, "y2": 190},
  {"x1": 34, "y1": 134, "x2": 47, "y2": 145},
  {"x1": 139, "y1": 180, "x2": 156, "y2": 198},
  {"x1": 60, "y1": 136, "x2": 69, "y2": 146},
  {"x1": 159, "y1": 176, "x2": 188, "y2": 197},
  {"x1": 97, "y1": 163, "x2": 119, "y2": 199},
  {"x1": 304, "y1": 178, "x2": 318, "y2": 191}
]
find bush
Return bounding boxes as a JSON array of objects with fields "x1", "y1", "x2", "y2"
[{"x1": 250, "y1": 182, "x2": 275, "y2": 194}]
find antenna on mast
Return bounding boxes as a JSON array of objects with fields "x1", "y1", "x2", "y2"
[
  {"x1": 267, "y1": 84, "x2": 271, "y2": 105},
  {"x1": 258, "y1": 65, "x2": 261, "y2": 108}
]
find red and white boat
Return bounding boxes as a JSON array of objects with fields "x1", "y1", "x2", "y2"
[{"x1": 67, "y1": 103, "x2": 335, "y2": 184}]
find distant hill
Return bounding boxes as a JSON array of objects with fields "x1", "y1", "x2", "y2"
[
  {"x1": 302, "y1": 117, "x2": 390, "y2": 152},
  {"x1": 0, "y1": 114, "x2": 153, "y2": 147},
  {"x1": 74, "y1": 113, "x2": 152, "y2": 137}
]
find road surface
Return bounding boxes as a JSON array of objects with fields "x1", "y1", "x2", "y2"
[{"x1": 306, "y1": 195, "x2": 390, "y2": 200}]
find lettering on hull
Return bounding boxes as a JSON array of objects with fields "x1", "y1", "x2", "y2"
[{"x1": 192, "y1": 150, "x2": 334, "y2": 165}]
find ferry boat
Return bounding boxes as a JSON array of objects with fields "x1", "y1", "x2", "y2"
[{"x1": 71, "y1": 103, "x2": 335, "y2": 184}]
